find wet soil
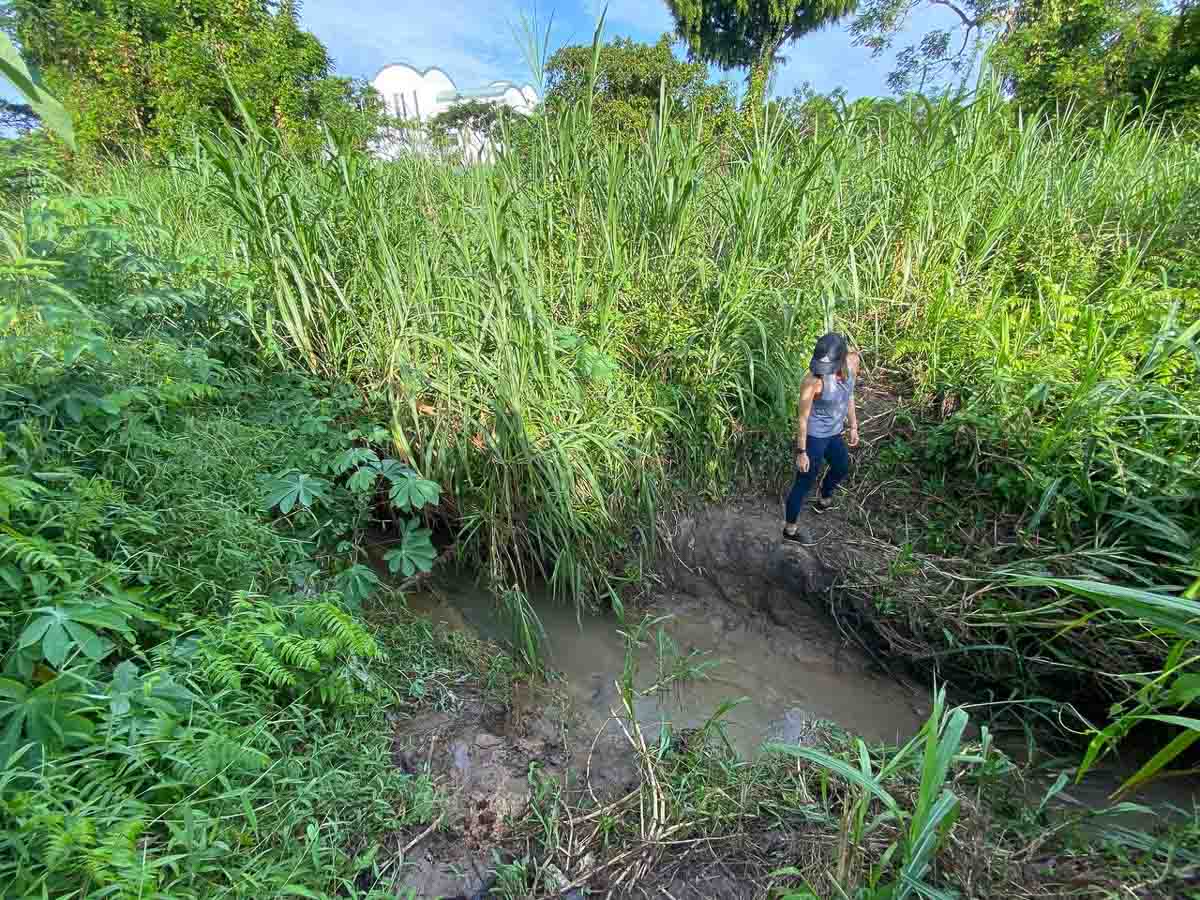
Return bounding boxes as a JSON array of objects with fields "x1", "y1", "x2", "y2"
[
  {"x1": 368, "y1": 376, "x2": 1199, "y2": 898},
  {"x1": 378, "y1": 490, "x2": 936, "y2": 898}
]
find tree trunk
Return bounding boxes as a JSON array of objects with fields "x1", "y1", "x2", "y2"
[{"x1": 742, "y1": 40, "x2": 780, "y2": 123}]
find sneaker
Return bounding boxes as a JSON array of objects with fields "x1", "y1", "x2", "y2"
[
  {"x1": 812, "y1": 497, "x2": 838, "y2": 514},
  {"x1": 782, "y1": 525, "x2": 817, "y2": 546}
]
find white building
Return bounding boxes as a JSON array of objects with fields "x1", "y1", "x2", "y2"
[{"x1": 370, "y1": 63, "x2": 538, "y2": 163}]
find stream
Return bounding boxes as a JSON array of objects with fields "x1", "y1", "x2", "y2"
[
  {"x1": 407, "y1": 576, "x2": 928, "y2": 757},
  {"x1": 392, "y1": 575, "x2": 1197, "y2": 897}
]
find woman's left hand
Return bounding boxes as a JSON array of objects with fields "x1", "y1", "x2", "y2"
[{"x1": 848, "y1": 426, "x2": 860, "y2": 448}]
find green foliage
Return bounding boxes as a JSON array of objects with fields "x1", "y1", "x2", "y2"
[
  {"x1": 196, "y1": 593, "x2": 379, "y2": 706},
  {"x1": 384, "y1": 519, "x2": 437, "y2": 578},
  {"x1": 428, "y1": 97, "x2": 510, "y2": 146},
  {"x1": 992, "y1": 0, "x2": 1174, "y2": 120},
  {"x1": 665, "y1": 0, "x2": 858, "y2": 110},
  {"x1": 849, "y1": 0, "x2": 1000, "y2": 94},
  {"x1": 1150, "y1": 0, "x2": 1200, "y2": 124},
  {"x1": 545, "y1": 34, "x2": 737, "y2": 137},
  {"x1": 1013, "y1": 576, "x2": 1200, "y2": 799},
  {"x1": 0, "y1": 190, "x2": 450, "y2": 896},
  {"x1": 768, "y1": 688, "x2": 972, "y2": 898},
  {"x1": 4, "y1": 24, "x2": 1199, "y2": 891},
  {"x1": 0, "y1": 30, "x2": 75, "y2": 149},
  {"x1": 145, "y1": 53, "x2": 1199, "y2": 651},
  {"x1": 388, "y1": 469, "x2": 441, "y2": 513},
  {"x1": 853, "y1": 0, "x2": 1200, "y2": 113},
  {"x1": 8, "y1": 0, "x2": 382, "y2": 158},
  {"x1": 262, "y1": 469, "x2": 332, "y2": 514}
]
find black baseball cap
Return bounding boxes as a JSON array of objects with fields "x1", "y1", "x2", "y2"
[{"x1": 810, "y1": 332, "x2": 848, "y2": 376}]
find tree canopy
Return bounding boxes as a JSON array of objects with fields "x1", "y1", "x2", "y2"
[
  {"x1": 8, "y1": 0, "x2": 380, "y2": 157},
  {"x1": 991, "y1": 0, "x2": 1174, "y2": 119},
  {"x1": 545, "y1": 34, "x2": 737, "y2": 135},
  {"x1": 664, "y1": 0, "x2": 858, "y2": 112}
]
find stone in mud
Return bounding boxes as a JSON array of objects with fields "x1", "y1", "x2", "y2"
[
  {"x1": 474, "y1": 732, "x2": 503, "y2": 749},
  {"x1": 764, "y1": 707, "x2": 829, "y2": 748},
  {"x1": 669, "y1": 507, "x2": 837, "y2": 628}
]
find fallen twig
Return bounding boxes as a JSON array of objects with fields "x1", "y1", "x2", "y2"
[{"x1": 401, "y1": 811, "x2": 445, "y2": 856}]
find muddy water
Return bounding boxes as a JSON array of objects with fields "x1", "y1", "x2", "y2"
[{"x1": 408, "y1": 579, "x2": 926, "y2": 756}]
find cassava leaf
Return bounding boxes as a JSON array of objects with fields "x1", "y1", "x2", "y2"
[
  {"x1": 262, "y1": 470, "x2": 330, "y2": 514},
  {"x1": 376, "y1": 459, "x2": 415, "y2": 483},
  {"x1": 63, "y1": 620, "x2": 113, "y2": 661},
  {"x1": 346, "y1": 466, "x2": 378, "y2": 493},
  {"x1": 388, "y1": 472, "x2": 441, "y2": 512},
  {"x1": 383, "y1": 519, "x2": 436, "y2": 577},
  {"x1": 41, "y1": 622, "x2": 70, "y2": 667},
  {"x1": 331, "y1": 447, "x2": 379, "y2": 475},
  {"x1": 335, "y1": 564, "x2": 381, "y2": 607}
]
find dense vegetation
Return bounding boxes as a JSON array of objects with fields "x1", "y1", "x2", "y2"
[
  {"x1": 1, "y1": 1, "x2": 1199, "y2": 897},
  {"x1": 7, "y1": 0, "x2": 382, "y2": 157}
]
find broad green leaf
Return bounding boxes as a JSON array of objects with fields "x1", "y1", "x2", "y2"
[
  {"x1": 109, "y1": 661, "x2": 139, "y2": 716},
  {"x1": 376, "y1": 459, "x2": 415, "y2": 483},
  {"x1": 0, "y1": 714, "x2": 27, "y2": 768},
  {"x1": 0, "y1": 674, "x2": 91, "y2": 764},
  {"x1": 1169, "y1": 673, "x2": 1200, "y2": 707},
  {"x1": 346, "y1": 466, "x2": 378, "y2": 493},
  {"x1": 383, "y1": 519, "x2": 436, "y2": 577},
  {"x1": 335, "y1": 564, "x2": 381, "y2": 606},
  {"x1": 0, "y1": 33, "x2": 76, "y2": 150},
  {"x1": 18, "y1": 615, "x2": 53, "y2": 648},
  {"x1": 262, "y1": 471, "x2": 330, "y2": 514},
  {"x1": 388, "y1": 473, "x2": 441, "y2": 512},
  {"x1": 63, "y1": 620, "x2": 113, "y2": 661},
  {"x1": 0, "y1": 565, "x2": 24, "y2": 592},
  {"x1": 69, "y1": 606, "x2": 134, "y2": 637},
  {"x1": 42, "y1": 622, "x2": 70, "y2": 667},
  {"x1": 63, "y1": 395, "x2": 84, "y2": 423},
  {"x1": 149, "y1": 673, "x2": 195, "y2": 707},
  {"x1": 331, "y1": 447, "x2": 378, "y2": 475}
]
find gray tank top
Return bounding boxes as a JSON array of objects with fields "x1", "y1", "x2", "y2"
[{"x1": 808, "y1": 370, "x2": 855, "y2": 438}]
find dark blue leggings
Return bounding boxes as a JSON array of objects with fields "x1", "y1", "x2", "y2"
[{"x1": 785, "y1": 433, "x2": 850, "y2": 523}]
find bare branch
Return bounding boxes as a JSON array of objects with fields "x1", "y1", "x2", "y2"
[
  {"x1": 929, "y1": 0, "x2": 979, "y2": 29},
  {"x1": 957, "y1": 22, "x2": 976, "y2": 58}
]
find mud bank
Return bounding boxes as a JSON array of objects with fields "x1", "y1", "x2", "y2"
[{"x1": 381, "y1": 500, "x2": 934, "y2": 897}]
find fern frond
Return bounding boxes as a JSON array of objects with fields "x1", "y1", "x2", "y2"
[
  {"x1": 0, "y1": 525, "x2": 65, "y2": 572},
  {"x1": 200, "y1": 649, "x2": 242, "y2": 691},
  {"x1": 241, "y1": 635, "x2": 296, "y2": 688},
  {"x1": 195, "y1": 731, "x2": 269, "y2": 780},
  {"x1": 308, "y1": 601, "x2": 378, "y2": 657},
  {"x1": 0, "y1": 469, "x2": 43, "y2": 519},
  {"x1": 275, "y1": 636, "x2": 320, "y2": 672}
]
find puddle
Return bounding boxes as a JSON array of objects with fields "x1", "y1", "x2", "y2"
[{"x1": 407, "y1": 578, "x2": 926, "y2": 756}]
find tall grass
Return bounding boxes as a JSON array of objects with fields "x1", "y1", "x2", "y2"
[
  {"x1": 88, "y1": 63, "x2": 1199, "y2": 697},
  {"x1": 768, "y1": 686, "x2": 973, "y2": 898}
]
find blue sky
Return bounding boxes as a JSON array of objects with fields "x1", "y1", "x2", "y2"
[{"x1": 298, "y1": 1, "x2": 967, "y2": 100}]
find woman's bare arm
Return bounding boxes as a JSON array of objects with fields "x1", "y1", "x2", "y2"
[
  {"x1": 795, "y1": 377, "x2": 819, "y2": 468},
  {"x1": 846, "y1": 352, "x2": 861, "y2": 446}
]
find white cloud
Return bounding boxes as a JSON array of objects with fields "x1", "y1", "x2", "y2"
[
  {"x1": 302, "y1": 0, "x2": 534, "y2": 87},
  {"x1": 300, "y1": 1, "x2": 971, "y2": 102}
]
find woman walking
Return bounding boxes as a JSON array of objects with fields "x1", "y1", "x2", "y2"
[{"x1": 783, "y1": 332, "x2": 860, "y2": 544}]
